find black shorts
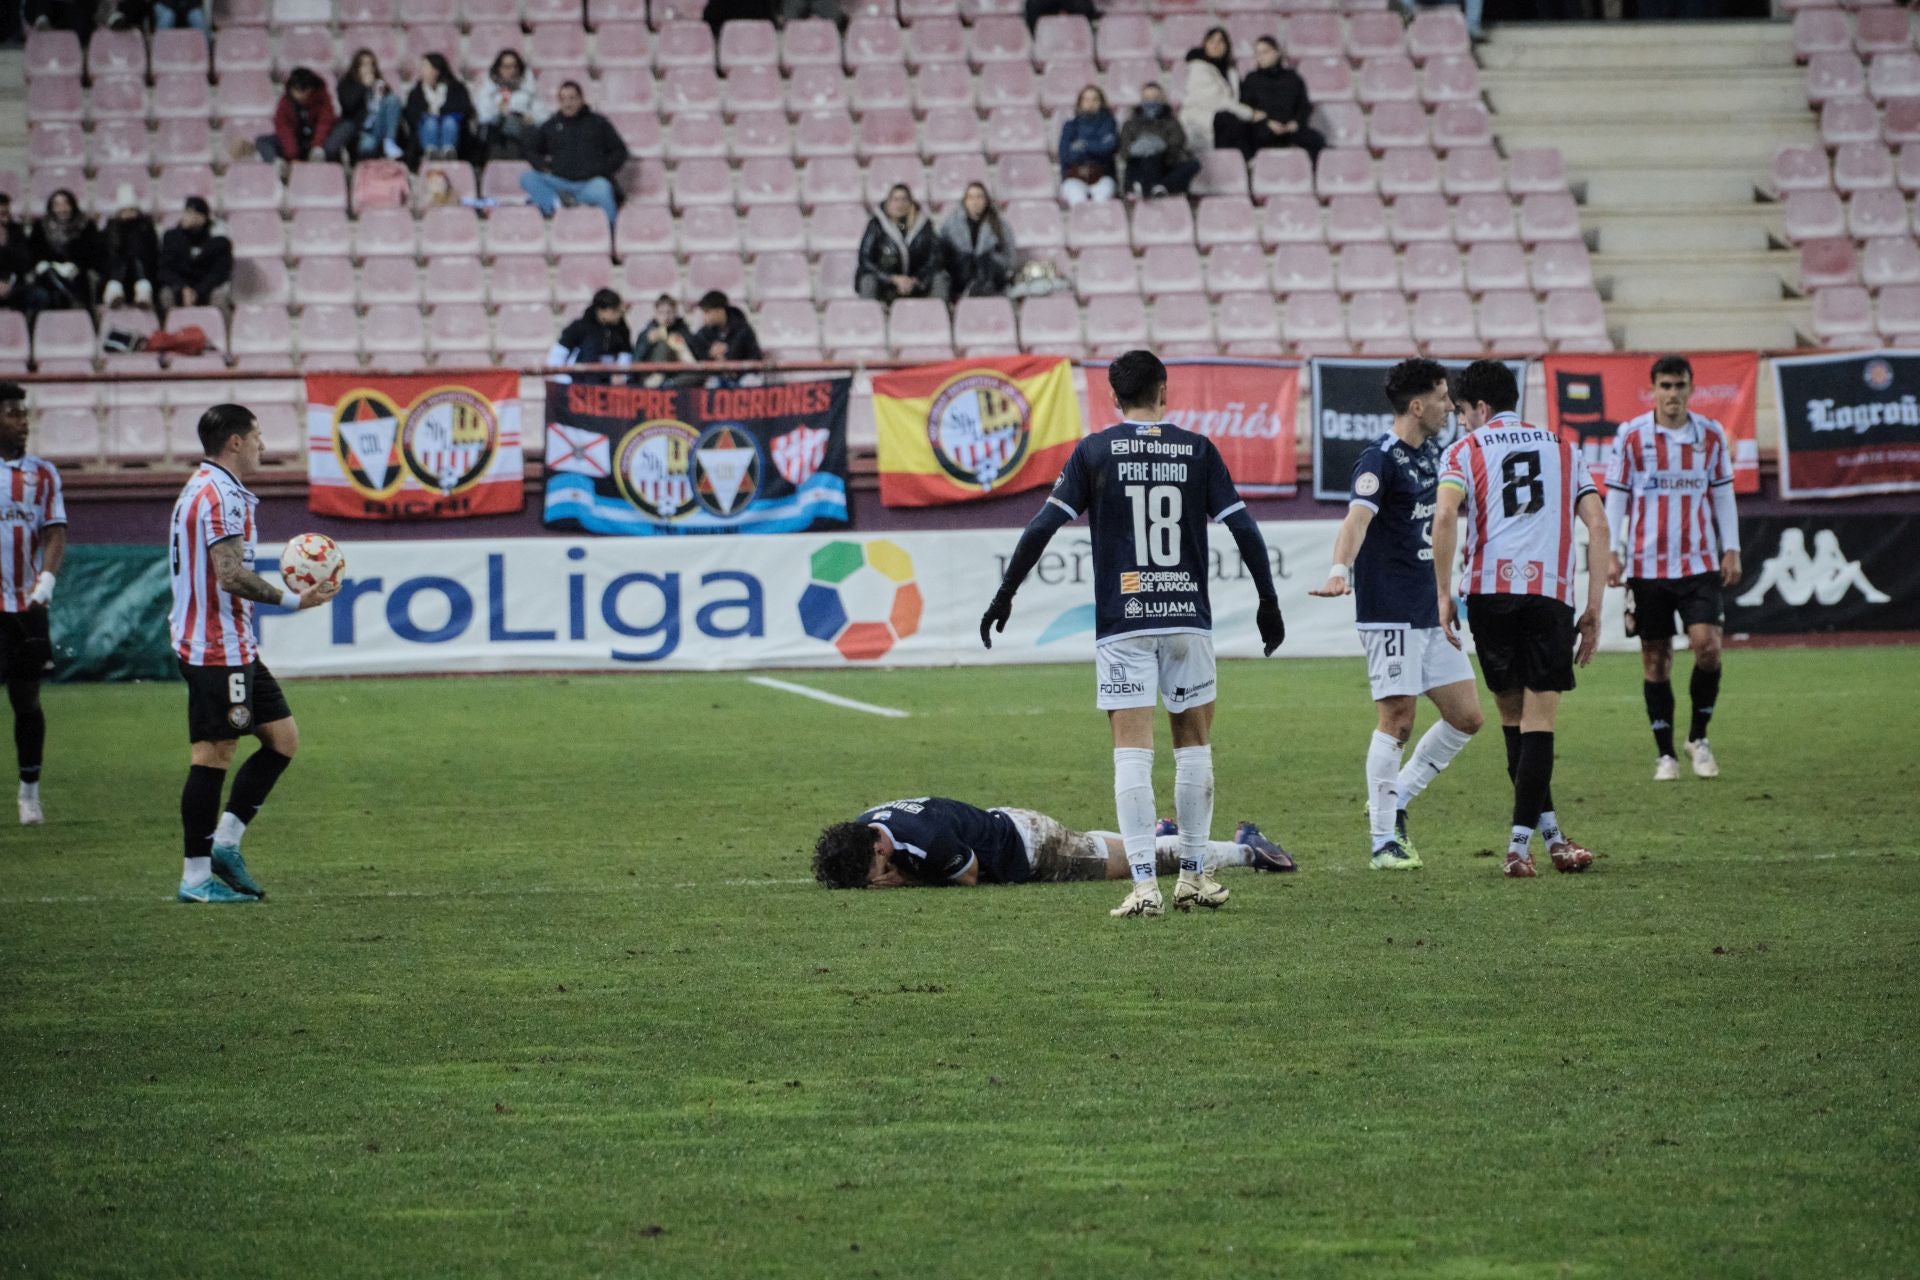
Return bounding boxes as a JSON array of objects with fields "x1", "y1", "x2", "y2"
[
  {"x1": 181, "y1": 659, "x2": 292, "y2": 743},
  {"x1": 1467, "y1": 594, "x2": 1576, "y2": 694},
  {"x1": 0, "y1": 609, "x2": 53, "y2": 683},
  {"x1": 1628, "y1": 573, "x2": 1724, "y2": 642}
]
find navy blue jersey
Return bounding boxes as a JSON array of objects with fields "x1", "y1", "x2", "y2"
[
  {"x1": 1350, "y1": 433, "x2": 1441, "y2": 629},
  {"x1": 856, "y1": 796, "x2": 1031, "y2": 886},
  {"x1": 1046, "y1": 422, "x2": 1246, "y2": 640}
]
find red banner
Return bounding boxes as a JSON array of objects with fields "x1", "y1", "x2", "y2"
[
  {"x1": 1541, "y1": 352, "x2": 1760, "y2": 495},
  {"x1": 307, "y1": 370, "x2": 525, "y2": 519},
  {"x1": 1084, "y1": 358, "x2": 1300, "y2": 495}
]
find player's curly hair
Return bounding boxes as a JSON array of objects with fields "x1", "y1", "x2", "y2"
[
  {"x1": 813, "y1": 822, "x2": 877, "y2": 889},
  {"x1": 1383, "y1": 358, "x2": 1450, "y2": 415},
  {"x1": 1451, "y1": 360, "x2": 1519, "y2": 416}
]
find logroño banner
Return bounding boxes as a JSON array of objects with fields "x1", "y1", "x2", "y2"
[
  {"x1": 1771, "y1": 349, "x2": 1920, "y2": 499},
  {"x1": 1310, "y1": 357, "x2": 1528, "y2": 501},
  {"x1": 307, "y1": 370, "x2": 525, "y2": 519},
  {"x1": 1082, "y1": 357, "x2": 1300, "y2": 495},
  {"x1": 541, "y1": 378, "x2": 852, "y2": 535},
  {"x1": 255, "y1": 523, "x2": 1639, "y2": 677},
  {"x1": 1542, "y1": 351, "x2": 1761, "y2": 495}
]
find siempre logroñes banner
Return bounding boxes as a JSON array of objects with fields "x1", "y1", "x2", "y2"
[
  {"x1": 873, "y1": 355, "x2": 1085, "y2": 507},
  {"x1": 1771, "y1": 349, "x2": 1920, "y2": 499},
  {"x1": 1542, "y1": 352, "x2": 1761, "y2": 495},
  {"x1": 1083, "y1": 357, "x2": 1300, "y2": 495},
  {"x1": 541, "y1": 378, "x2": 852, "y2": 535},
  {"x1": 306, "y1": 371, "x2": 524, "y2": 519}
]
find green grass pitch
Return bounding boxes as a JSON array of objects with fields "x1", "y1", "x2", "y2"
[{"x1": 3, "y1": 648, "x2": 1917, "y2": 1279}]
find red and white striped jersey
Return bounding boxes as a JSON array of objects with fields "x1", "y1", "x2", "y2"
[
  {"x1": 1439, "y1": 412, "x2": 1597, "y2": 607},
  {"x1": 1, "y1": 454, "x2": 68, "y2": 613},
  {"x1": 168, "y1": 461, "x2": 261, "y2": 668},
  {"x1": 1605, "y1": 411, "x2": 1735, "y2": 581}
]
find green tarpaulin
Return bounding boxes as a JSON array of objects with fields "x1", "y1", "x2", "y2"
[{"x1": 48, "y1": 545, "x2": 179, "y2": 683}]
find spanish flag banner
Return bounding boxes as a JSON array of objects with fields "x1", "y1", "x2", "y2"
[{"x1": 873, "y1": 355, "x2": 1086, "y2": 508}]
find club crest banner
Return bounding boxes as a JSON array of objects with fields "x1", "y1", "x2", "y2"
[
  {"x1": 541, "y1": 378, "x2": 851, "y2": 535},
  {"x1": 1083, "y1": 358, "x2": 1300, "y2": 495},
  {"x1": 1771, "y1": 349, "x2": 1920, "y2": 498},
  {"x1": 1542, "y1": 352, "x2": 1761, "y2": 495},
  {"x1": 1310, "y1": 358, "x2": 1528, "y2": 501},
  {"x1": 872, "y1": 355, "x2": 1085, "y2": 507},
  {"x1": 306, "y1": 370, "x2": 524, "y2": 519}
]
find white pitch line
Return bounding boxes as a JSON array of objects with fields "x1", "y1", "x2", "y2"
[{"x1": 746, "y1": 675, "x2": 910, "y2": 719}]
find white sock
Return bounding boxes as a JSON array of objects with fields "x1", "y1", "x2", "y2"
[
  {"x1": 19, "y1": 780, "x2": 38, "y2": 802},
  {"x1": 1172, "y1": 744, "x2": 1213, "y2": 879},
  {"x1": 1367, "y1": 731, "x2": 1404, "y2": 851},
  {"x1": 1113, "y1": 747, "x2": 1157, "y2": 886},
  {"x1": 1537, "y1": 810, "x2": 1562, "y2": 843},
  {"x1": 214, "y1": 811, "x2": 246, "y2": 848},
  {"x1": 1396, "y1": 721, "x2": 1475, "y2": 809},
  {"x1": 182, "y1": 855, "x2": 211, "y2": 887},
  {"x1": 1206, "y1": 839, "x2": 1251, "y2": 868},
  {"x1": 1509, "y1": 825, "x2": 1533, "y2": 857}
]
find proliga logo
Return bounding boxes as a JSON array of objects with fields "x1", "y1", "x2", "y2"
[{"x1": 798, "y1": 539, "x2": 924, "y2": 660}]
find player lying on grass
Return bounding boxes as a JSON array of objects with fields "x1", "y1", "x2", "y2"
[{"x1": 811, "y1": 796, "x2": 1294, "y2": 889}]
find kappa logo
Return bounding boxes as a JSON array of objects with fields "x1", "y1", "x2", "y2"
[{"x1": 1736, "y1": 528, "x2": 1891, "y2": 608}]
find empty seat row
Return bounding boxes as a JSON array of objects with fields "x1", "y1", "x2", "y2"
[
  {"x1": 1799, "y1": 234, "x2": 1920, "y2": 289},
  {"x1": 1816, "y1": 95, "x2": 1920, "y2": 147},
  {"x1": 1805, "y1": 49, "x2": 1920, "y2": 103},
  {"x1": 1782, "y1": 187, "x2": 1920, "y2": 242},
  {"x1": 1810, "y1": 281, "x2": 1920, "y2": 344},
  {"x1": 1794, "y1": 5, "x2": 1920, "y2": 60}
]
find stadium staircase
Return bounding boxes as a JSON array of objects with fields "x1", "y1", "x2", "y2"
[{"x1": 1482, "y1": 19, "x2": 1813, "y2": 352}]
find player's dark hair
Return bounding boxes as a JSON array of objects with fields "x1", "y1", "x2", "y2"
[
  {"x1": 1650, "y1": 353, "x2": 1693, "y2": 383},
  {"x1": 1452, "y1": 360, "x2": 1519, "y2": 415},
  {"x1": 1107, "y1": 349, "x2": 1167, "y2": 414},
  {"x1": 198, "y1": 404, "x2": 258, "y2": 458},
  {"x1": 1383, "y1": 357, "x2": 1450, "y2": 415},
  {"x1": 0, "y1": 381, "x2": 24, "y2": 405},
  {"x1": 812, "y1": 822, "x2": 877, "y2": 889}
]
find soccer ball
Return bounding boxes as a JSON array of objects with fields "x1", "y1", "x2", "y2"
[{"x1": 281, "y1": 533, "x2": 346, "y2": 593}]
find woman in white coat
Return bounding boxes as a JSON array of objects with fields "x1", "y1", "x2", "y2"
[{"x1": 1178, "y1": 26, "x2": 1266, "y2": 159}]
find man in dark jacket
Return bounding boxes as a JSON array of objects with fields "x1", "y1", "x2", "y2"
[
  {"x1": 855, "y1": 184, "x2": 951, "y2": 306},
  {"x1": 690, "y1": 290, "x2": 763, "y2": 363},
  {"x1": 1238, "y1": 37, "x2": 1326, "y2": 165},
  {"x1": 1118, "y1": 83, "x2": 1202, "y2": 198},
  {"x1": 157, "y1": 197, "x2": 234, "y2": 311},
  {"x1": 519, "y1": 81, "x2": 630, "y2": 228}
]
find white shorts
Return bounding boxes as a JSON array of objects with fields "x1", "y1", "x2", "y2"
[
  {"x1": 1095, "y1": 633, "x2": 1217, "y2": 712},
  {"x1": 1360, "y1": 625, "x2": 1475, "y2": 701}
]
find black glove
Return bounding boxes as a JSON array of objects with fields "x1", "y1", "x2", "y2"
[
  {"x1": 1256, "y1": 596, "x2": 1285, "y2": 656},
  {"x1": 979, "y1": 589, "x2": 1014, "y2": 649}
]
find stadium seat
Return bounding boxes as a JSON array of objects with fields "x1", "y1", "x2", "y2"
[
  {"x1": 1421, "y1": 55, "x2": 1482, "y2": 106},
  {"x1": 844, "y1": 17, "x2": 906, "y2": 70},
  {"x1": 1195, "y1": 197, "x2": 1259, "y2": 248},
  {"x1": 1412, "y1": 289, "x2": 1477, "y2": 350},
  {"x1": 1192, "y1": 149, "x2": 1252, "y2": 199},
  {"x1": 983, "y1": 108, "x2": 1050, "y2": 160},
  {"x1": 995, "y1": 152, "x2": 1056, "y2": 203},
  {"x1": 355, "y1": 209, "x2": 418, "y2": 260},
  {"x1": 794, "y1": 109, "x2": 858, "y2": 161},
  {"x1": 672, "y1": 158, "x2": 735, "y2": 209},
  {"x1": 1084, "y1": 294, "x2": 1148, "y2": 356},
  {"x1": 1269, "y1": 243, "x2": 1335, "y2": 295},
  {"x1": 287, "y1": 163, "x2": 348, "y2": 212},
  {"x1": 1879, "y1": 281, "x2": 1920, "y2": 336},
  {"x1": 1431, "y1": 102, "x2": 1494, "y2": 151},
  {"x1": 668, "y1": 111, "x2": 728, "y2": 160},
  {"x1": 1392, "y1": 194, "x2": 1454, "y2": 244},
  {"x1": 1034, "y1": 14, "x2": 1094, "y2": 64},
  {"x1": 1098, "y1": 57, "x2": 1160, "y2": 111},
  {"x1": 1017, "y1": 293, "x2": 1084, "y2": 357},
  {"x1": 151, "y1": 29, "x2": 210, "y2": 77},
  {"x1": 595, "y1": 22, "x2": 653, "y2": 71},
  {"x1": 659, "y1": 66, "x2": 721, "y2": 118},
  {"x1": 749, "y1": 251, "x2": 812, "y2": 302},
  {"x1": 1140, "y1": 245, "x2": 1205, "y2": 299},
  {"x1": 807, "y1": 203, "x2": 868, "y2": 255},
  {"x1": 1129, "y1": 200, "x2": 1194, "y2": 250},
  {"x1": 743, "y1": 205, "x2": 806, "y2": 256},
  {"x1": 26, "y1": 75, "x2": 84, "y2": 124},
  {"x1": 1004, "y1": 200, "x2": 1065, "y2": 252},
  {"x1": 1531, "y1": 240, "x2": 1596, "y2": 291},
  {"x1": 1368, "y1": 101, "x2": 1430, "y2": 151},
  {"x1": 905, "y1": 17, "x2": 966, "y2": 69},
  {"x1": 31, "y1": 408, "x2": 100, "y2": 464},
  {"x1": 1807, "y1": 52, "x2": 1869, "y2": 103},
  {"x1": 275, "y1": 25, "x2": 336, "y2": 78},
  {"x1": 800, "y1": 157, "x2": 863, "y2": 211},
  {"x1": 680, "y1": 206, "x2": 741, "y2": 255},
  {"x1": 929, "y1": 155, "x2": 993, "y2": 207},
  {"x1": 554, "y1": 254, "x2": 615, "y2": 302},
  {"x1": 363, "y1": 304, "x2": 427, "y2": 362},
  {"x1": 979, "y1": 61, "x2": 1039, "y2": 112},
  {"x1": 1283, "y1": 291, "x2": 1346, "y2": 354},
  {"x1": 231, "y1": 257, "x2": 290, "y2": 307},
  {"x1": 1860, "y1": 236, "x2": 1920, "y2": 288},
  {"x1": 599, "y1": 68, "x2": 660, "y2": 115},
  {"x1": 293, "y1": 256, "x2": 357, "y2": 305},
  {"x1": 1869, "y1": 51, "x2": 1920, "y2": 101},
  {"x1": 1518, "y1": 193, "x2": 1583, "y2": 244},
  {"x1": 864, "y1": 155, "x2": 928, "y2": 207},
  {"x1": 1326, "y1": 195, "x2": 1389, "y2": 246},
  {"x1": 1793, "y1": 8, "x2": 1852, "y2": 61},
  {"x1": 952, "y1": 297, "x2": 1017, "y2": 357},
  {"x1": 479, "y1": 161, "x2": 533, "y2": 204},
  {"x1": 620, "y1": 254, "x2": 679, "y2": 299},
  {"x1": 288, "y1": 210, "x2": 351, "y2": 261},
  {"x1": 1380, "y1": 148, "x2": 1443, "y2": 197},
  {"x1": 1506, "y1": 148, "x2": 1570, "y2": 196},
  {"x1": 0, "y1": 312, "x2": 27, "y2": 371},
  {"x1": 1477, "y1": 290, "x2": 1545, "y2": 354},
  {"x1": 1094, "y1": 14, "x2": 1152, "y2": 68},
  {"x1": 824, "y1": 298, "x2": 888, "y2": 361},
  {"x1": 1465, "y1": 241, "x2": 1530, "y2": 293},
  {"x1": 971, "y1": 16, "x2": 1031, "y2": 65},
  {"x1": 1350, "y1": 291, "x2": 1414, "y2": 350},
  {"x1": 1316, "y1": 148, "x2": 1376, "y2": 199},
  {"x1": 486, "y1": 205, "x2": 551, "y2": 259},
  {"x1": 33, "y1": 311, "x2": 96, "y2": 365},
  {"x1": 737, "y1": 157, "x2": 801, "y2": 209},
  {"x1": 755, "y1": 300, "x2": 822, "y2": 361},
  {"x1": 856, "y1": 64, "x2": 916, "y2": 115},
  {"x1": 1359, "y1": 56, "x2": 1420, "y2": 106},
  {"x1": 1812, "y1": 284, "x2": 1875, "y2": 343},
  {"x1": 87, "y1": 74, "x2": 148, "y2": 124},
  {"x1": 88, "y1": 26, "x2": 146, "y2": 77},
  {"x1": 1454, "y1": 193, "x2": 1519, "y2": 244},
  {"x1": 155, "y1": 120, "x2": 215, "y2": 169},
  {"x1": 1800, "y1": 237, "x2": 1862, "y2": 290},
  {"x1": 1847, "y1": 187, "x2": 1908, "y2": 238},
  {"x1": 1542, "y1": 289, "x2": 1609, "y2": 347},
  {"x1": 1251, "y1": 149, "x2": 1315, "y2": 201},
  {"x1": 1401, "y1": 242, "x2": 1464, "y2": 293},
  {"x1": 655, "y1": 21, "x2": 717, "y2": 71},
  {"x1": 923, "y1": 110, "x2": 985, "y2": 159},
  {"x1": 1298, "y1": 56, "x2": 1355, "y2": 105},
  {"x1": 420, "y1": 206, "x2": 483, "y2": 260},
  {"x1": 296, "y1": 304, "x2": 361, "y2": 369},
  {"x1": 1149, "y1": 293, "x2": 1214, "y2": 355},
  {"x1": 1074, "y1": 246, "x2": 1139, "y2": 298},
  {"x1": 1198, "y1": 241, "x2": 1267, "y2": 297},
  {"x1": 24, "y1": 29, "x2": 82, "y2": 79},
  {"x1": 718, "y1": 19, "x2": 777, "y2": 69},
  {"x1": 779, "y1": 18, "x2": 840, "y2": 72},
  {"x1": 548, "y1": 206, "x2": 611, "y2": 258},
  {"x1": 1337, "y1": 242, "x2": 1400, "y2": 294},
  {"x1": 106, "y1": 405, "x2": 169, "y2": 464},
  {"x1": 1439, "y1": 147, "x2": 1503, "y2": 198},
  {"x1": 1857, "y1": 7, "x2": 1915, "y2": 56},
  {"x1": 32, "y1": 121, "x2": 86, "y2": 171},
  {"x1": 1784, "y1": 189, "x2": 1849, "y2": 242},
  {"x1": 1260, "y1": 196, "x2": 1324, "y2": 245},
  {"x1": 1834, "y1": 142, "x2": 1897, "y2": 192},
  {"x1": 1214, "y1": 292, "x2": 1280, "y2": 356},
  {"x1": 362, "y1": 259, "x2": 424, "y2": 305},
  {"x1": 496, "y1": 303, "x2": 562, "y2": 365},
  {"x1": 1409, "y1": 8, "x2": 1471, "y2": 62}
]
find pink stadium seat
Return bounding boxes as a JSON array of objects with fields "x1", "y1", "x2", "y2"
[
  {"x1": 151, "y1": 30, "x2": 210, "y2": 77},
  {"x1": 844, "y1": 17, "x2": 906, "y2": 70},
  {"x1": 1004, "y1": 200, "x2": 1065, "y2": 251},
  {"x1": 1793, "y1": 8, "x2": 1852, "y2": 61},
  {"x1": 1283, "y1": 292, "x2": 1346, "y2": 353},
  {"x1": 214, "y1": 69, "x2": 277, "y2": 123},
  {"x1": 929, "y1": 154, "x2": 993, "y2": 207},
  {"x1": 1200, "y1": 242, "x2": 1267, "y2": 297},
  {"x1": 27, "y1": 166, "x2": 87, "y2": 214},
  {"x1": 32, "y1": 122, "x2": 86, "y2": 170},
  {"x1": 971, "y1": 16, "x2": 1031, "y2": 64},
  {"x1": 478, "y1": 160, "x2": 532, "y2": 206},
  {"x1": 362, "y1": 304, "x2": 426, "y2": 361},
  {"x1": 1380, "y1": 147, "x2": 1443, "y2": 197},
  {"x1": 1862, "y1": 236, "x2": 1920, "y2": 287},
  {"x1": 743, "y1": 205, "x2": 805, "y2": 256},
  {"x1": 660, "y1": 67, "x2": 721, "y2": 118},
  {"x1": 856, "y1": 107, "x2": 918, "y2": 159},
  {"x1": 1812, "y1": 285, "x2": 1876, "y2": 344},
  {"x1": 1359, "y1": 56, "x2": 1420, "y2": 106},
  {"x1": 87, "y1": 74, "x2": 149, "y2": 124},
  {"x1": 1270, "y1": 243, "x2": 1335, "y2": 294},
  {"x1": 1800, "y1": 237, "x2": 1861, "y2": 290},
  {"x1": 1454, "y1": 192, "x2": 1519, "y2": 243},
  {"x1": 275, "y1": 25, "x2": 336, "y2": 78},
  {"x1": 1421, "y1": 55, "x2": 1482, "y2": 105},
  {"x1": 1864, "y1": 189, "x2": 1916, "y2": 242},
  {"x1": 1099, "y1": 57, "x2": 1160, "y2": 110},
  {"x1": 1018, "y1": 293, "x2": 1084, "y2": 357},
  {"x1": 155, "y1": 119, "x2": 214, "y2": 168},
  {"x1": 287, "y1": 163, "x2": 348, "y2": 212},
  {"x1": 1192, "y1": 148, "x2": 1252, "y2": 199},
  {"x1": 808, "y1": 203, "x2": 869, "y2": 254},
  {"x1": 425, "y1": 302, "x2": 490, "y2": 364},
  {"x1": 615, "y1": 202, "x2": 674, "y2": 258},
  {"x1": 984, "y1": 107, "x2": 1050, "y2": 160},
  {"x1": 288, "y1": 209, "x2": 351, "y2": 260},
  {"x1": 1835, "y1": 141, "x2": 1897, "y2": 191},
  {"x1": 1413, "y1": 289, "x2": 1476, "y2": 349},
  {"x1": 496, "y1": 304, "x2": 561, "y2": 363},
  {"x1": 923, "y1": 110, "x2": 985, "y2": 158},
  {"x1": 755, "y1": 300, "x2": 822, "y2": 361},
  {"x1": 1518, "y1": 192, "x2": 1582, "y2": 244},
  {"x1": 864, "y1": 155, "x2": 928, "y2": 205},
  {"x1": 530, "y1": 24, "x2": 591, "y2": 71},
  {"x1": 354, "y1": 209, "x2": 418, "y2": 260},
  {"x1": 856, "y1": 64, "x2": 915, "y2": 114},
  {"x1": 1531, "y1": 239, "x2": 1595, "y2": 291},
  {"x1": 1409, "y1": 8, "x2": 1470, "y2": 61},
  {"x1": 1085, "y1": 294, "x2": 1148, "y2": 356},
  {"x1": 88, "y1": 27, "x2": 146, "y2": 77},
  {"x1": 1887, "y1": 99, "x2": 1920, "y2": 147},
  {"x1": 1285, "y1": 14, "x2": 1343, "y2": 62},
  {"x1": 718, "y1": 19, "x2": 778, "y2": 69},
  {"x1": 1130, "y1": 199, "x2": 1194, "y2": 249},
  {"x1": 1350, "y1": 291, "x2": 1413, "y2": 349},
  {"x1": 799, "y1": 156, "x2": 861, "y2": 211},
  {"x1": 779, "y1": 18, "x2": 840, "y2": 72},
  {"x1": 979, "y1": 60, "x2": 1039, "y2": 112},
  {"x1": 1316, "y1": 148, "x2": 1376, "y2": 198},
  {"x1": 1505, "y1": 148, "x2": 1569, "y2": 196},
  {"x1": 1075, "y1": 246, "x2": 1140, "y2": 298},
  {"x1": 1149, "y1": 293, "x2": 1213, "y2": 355},
  {"x1": 1465, "y1": 241, "x2": 1529, "y2": 293},
  {"x1": 599, "y1": 68, "x2": 659, "y2": 115},
  {"x1": 1542, "y1": 288, "x2": 1608, "y2": 347},
  {"x1": 1068, "y1": 201, "x2": 1130, "y2": 251},
  {"x1": 1034, "y1": 14, "x2": 1093, "y2": 64},
  {"x1": 905, "y1": 17, "x2": 966, "y2": 69},
  {"x1": 671, "y1": 158, "x2": 734, "y2": 209},
  {"x1": 680, "y1": 206, "x2": 740, "y2": 254},
  {"x1": 1369, "y1": 101, "x2": 1430, "y2": 151},
  {"x1": 1431, "y1": 102, "x2": 1494, "y2": 151},
  {"x1": 106, "y1": 405, "x2": 168, "y2": 464},
  {"x1": 1157, "y1": 15, "x2": 1212, "y2": 68},
  {"x1": 93, "y1": 122, "x2": 151, "y2": 171},
  {"x1": 1401, "y1": 242, "x2": 1464, "y2": 293},
  {"x1": 554, "y1": 254, "x2": 615, "y2": 301},
  {"x1": 416, "y1": 207, "x2": 481, "y2": 261},
  {"x1": 361, "y1": 259, "x2": 424, "y2": 305},
  {"x1": 620, "y1": 254, "x2": 679, "y2": 298},
  {"x1": 668, "y1": 111, "x2": 728, "y2": 159},
  {"x1": 1252, "y1": 149, "x2": 1315, "y2": 200},
  {"x1": 1808, "y1": 52, "x2": 1869, "y2": 103},
  {"x1": 595, "y1": 22, "x2": 652, "y2": 71},
  {"x1": 750, "y1": 251, "x2": 812, "y2": 301},
  {"x1": 1216, "y1": 292, "x2": 1281, "y2": 355},
  {"x1": 1094, "y1": 14, "x2": 1152, "y2": 68},
  {"x1": 1868, "y1": 51, "x2": 1920, "y2": 100},
  {"x1": 1477, "y1": 290, "x2": 1545, "y2": 354},
  {"x1": 824, "y1": 298, "x2": 888, "y2": 361},
  {"x1": 33, "y1": 311, "x2": 96, "y2": 364},
  {"x1": 230, "y1": 257, "x2": 289, "y2": 306},
  {"x1": 25, "y1": 29, "x2": 83, "y2": 79},
  {"x1": 548, "y1": 206, "x2": 611, "y2": 257},
  {"x1": 735, "y1": 157, "x2": 799, "y2": 209},
  {"x1": 655, "y1": 21, "x2": 717, "y2": 70},
  {"x1": 1261, "y1": 196, "x2": 1324, "y2": 245},
  {"x1": 1783, "y1": 189, "x2": 1848, "y2": 242},
  {"x1": 33, "y1": 409, "x2": 101, "y2": 465},
  {"x1": 794, "y1": 109, "x2": 857, "y2": 161},
  {"x1": 1338, "y1": 241, "x2": 1400, "y2": 294},
  {"x1": 1347, "y1": 11, "x2": 1407, "y2": 61},
  {"x1": 995, "y1": 152, "x2": 1056, "y2": 203},
  {"x1": 1878, "y1": 282, "x2": 1920, "y2": 336},
  {"x1": 486, "y1": 205, "x2": 551, "y2": 260},
  {"x1": 1326, "y1": 194, "x2": 1389, "y2": 245},
  {"x1": 26, "y1": 75, "x2": 84, "y2": 124},
  {"x1": 953, "y1": 297, "x2": 1017, "y2": 356},
  {"x1": 296, "y1": 303, "x2": 361, "y2": 368},
  {"x1": 1196, "y1": 197, "x2": 1258, "y2": 248},
  {"x1": 1319, "y1": 102, "x2": 1369, "y2": 151},
  {"x1": 1140, "y1": 245, "x2": 1205, "y2": 298}
]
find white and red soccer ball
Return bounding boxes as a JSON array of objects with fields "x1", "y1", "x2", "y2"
[{"x1": 281, "y1": 533, "x2": 346, "y2": 593}]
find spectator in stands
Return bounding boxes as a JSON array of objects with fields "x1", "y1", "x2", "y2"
[
  {"x1": 406, "y1": 54, "x2": 474, "y2": 165},
  {"x1": 474, "y1": 50, "x2": 543, "y2": 163},
  {"x1": 783, "y1": 0, "x2": 841, "y2": 19},
  {"x1": 1025, "y1": 0, "x2": 1098, "y2": 32},
  {"x1": 24, "y1": 0, "x2": 94, "y2": 42},
  {"x1": 157, "y1": 196, "x2": 233, "y2": 312},
  {"x1": 1238, "y1": 37, "x2": 1326, "y2": 166},
  {"x1": 1179, "y1": 27, "x2": 1264, "y2": 160},
  {"x1": 856, "y1": 184, "x2": 951, "y2": 306},
  {"x1": 328, "y1": 49, "x2": 406, "y2": 164},
  {"x1": 26, "y1": 190, "x2": 98, "y2": 313},
  {"x1": 99, "y1": 185, "x2": 159, "y2": 311},
  {"x1": 150, "y1": 0, "x2": 208, "y2": 33},
  {"x1": 939, "y1": 183, "x2": 1016, "y2": 299},
  {"x1": 702, "y1": 0, "x2": 778, "y2": 35},
  {"x1": 257, "y1": 68, "x2": 336, "y2": 164},
  {"x1": 520, "y1": 81, "x2": 630, "y2": 230},
  {"x1": 637, "y1": 294, "x2": 695, "y2": 364},
  {"x1": 1118, "y1": 82, "x2": 1202, "y2": 199},
  {"x1": 0, "y1": 219, "x2": 34, "y2": 317},
  {"x1": 1058, "y1": 86, "x2": 1120, "y2": 206},
  {"x1": 689, "y1": 290, "x2": 763, "y2": 374},
  {"x1": 548, "y1": 289, "x2": 634, "y2": 385}
]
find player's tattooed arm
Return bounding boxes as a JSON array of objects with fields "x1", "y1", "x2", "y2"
[{"x1": 210, "y1": 538, "x2": 339, "y2": 610}]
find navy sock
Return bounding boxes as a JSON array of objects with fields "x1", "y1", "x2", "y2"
[
  {"x1": 1689, "y1": 666, "x2": 1721, "y2": 743},
  {"x1": 224, "y1": 748, "x2": 292, "y2": 827},
  {"x1": 1644, "y1": 680, "x2": 1676, "y2": 757},
  {"x1": 182, "y1": 765, "x2": 226, "y2": 861}
]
